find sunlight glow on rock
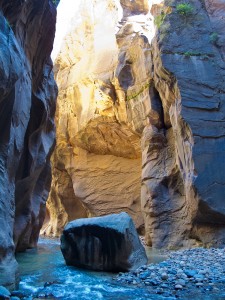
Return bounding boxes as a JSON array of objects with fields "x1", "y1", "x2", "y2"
[
  {"x1": 51, "y1": 0, "x2": 162, "y2": 62},
  {"x1": 51, "y1": 0, "x2": 82, "y2": 61}
]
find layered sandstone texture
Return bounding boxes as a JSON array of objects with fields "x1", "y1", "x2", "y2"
[
  {"x1": 142, "y1": 0, "x2": 225, "y2": 248},
  {"x1": 44, "y1": 0, "x2": 157, "y2": 236},
  {"x1": 0, "y1": 0, "x2": 57, "y2": 288}
]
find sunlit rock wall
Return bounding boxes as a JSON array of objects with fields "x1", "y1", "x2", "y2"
[
  {"x1": 142, "y1": 0, "x2": 225, "y2": 248},
  {"x1": 0, "y1": 0, "x2": 57, "y2": 288},
  {"x1": 44, "y1": 0, "x2": 155, "y2": 236}
]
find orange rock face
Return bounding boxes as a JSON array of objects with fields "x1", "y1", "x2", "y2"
[
  {"x1": 45, "y1": 0, "x2": 225, "y2": 251},
  {"x1": 44, "y1": 0, "x2": 156, "y2": 236}
]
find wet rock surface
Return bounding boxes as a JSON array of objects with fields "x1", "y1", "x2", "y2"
[
  {"x1": 116, "y1": 247, "x2": 225, "y2": 299},
  {"x1": 60, "y1": 213, "x2": 148, "y2": 272}
]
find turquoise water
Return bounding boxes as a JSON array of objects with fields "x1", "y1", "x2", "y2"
[
  {"x1": 16, "y1": 238, "x2": 164, "y2": 300},
  {"x1": 15, "y1": 238, "x2": 225, "y2": 300}
]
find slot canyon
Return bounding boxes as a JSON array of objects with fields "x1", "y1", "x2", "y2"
[{"x1": 0, "y1": 0, "x2": 225, "y2": 299}]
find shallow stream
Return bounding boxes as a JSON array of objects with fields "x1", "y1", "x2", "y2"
[{"x1": 16, "y1": 238, "x2": 166, "y2": 300}]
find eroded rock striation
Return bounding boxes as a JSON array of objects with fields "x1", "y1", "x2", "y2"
[
  {"x1": 142, "y1": 0, "x2": 225, "y2": 248},
  {"x1": 61, "y1": 212, "x2": 148, "y2": 271},
  {"x1": 46, "y1": 0, "x2": 225, "y2": 250},
  {"x1": 0, "y1": 0, "x2": 57, "y2": 288},
  {"x1": 44, "y1": 0, "x2": 155, "y2": 236}
]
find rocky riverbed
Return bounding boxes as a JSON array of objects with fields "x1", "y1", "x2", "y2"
[
  {"x1": 116, "y1": 247, "x2": 225, "y2": 299},
  {"x1": 1, "y1": 239, "x2": 225, "y2": 300}
]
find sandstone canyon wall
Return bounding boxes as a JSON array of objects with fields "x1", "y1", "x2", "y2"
[
  {"x1": 48, "y1": 0, "x2": 225, "y2": 250},
  {"x1": 0, "y1": 0, "x2": 57, "y2": 288},
  {"x1": 44, "y1": 0, "x2": 156, "y2": 236},
  {"x1": 142, "y1": 0, "x2": 225, "y2": 248}
]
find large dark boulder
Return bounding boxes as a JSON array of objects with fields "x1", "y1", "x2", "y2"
[{"x1": 60, "y1": 212, "x2": 147, "y2": 272}]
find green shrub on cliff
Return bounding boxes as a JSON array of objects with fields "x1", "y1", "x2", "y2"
[
  {"x1": 210, "y1": 32, "x2": 219, "y2": 45},
  {"x1": 154, "y1": 12, "x2": 166, "y2": 29},
  {"x1": 184, "y1": 51, "x2": 201, "y2": 57},
  {"x1": 176, "y1": 3, "x2": 194, "y2": 16},
  {"x1": 154, "y1": 6, "x2": 172, "y2": 29}
]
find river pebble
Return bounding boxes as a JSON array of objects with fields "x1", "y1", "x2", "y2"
[{"x1": 116, "y1": 247, "x2": 225, "y2": 298}]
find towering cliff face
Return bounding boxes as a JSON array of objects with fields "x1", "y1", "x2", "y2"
[
  {"x1": 46, "y1": 0, "x2": 225, "y2": 249},
  {"x1": 44, "y1": 0, "x2": 156, "y2": 236},
  {"x1": 0, "y1": 0, "x2": 57, "y2": 288},
  {"x1": 142, "y1": 0, "x2": 225, "y2": 248}
]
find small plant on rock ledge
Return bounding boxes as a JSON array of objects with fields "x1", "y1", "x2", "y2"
[
  {"x1": 154, "y1": 6, "x2": 172, "y2": 30},
  {"x1": 176, "y1": 3, "x2": 194, "y2": 16},
  {"x1": 210, "y1": 32, "x2": 219, "y2": 45},
  {"x1": 184, "y1": 51, "x2": 201, "y2": 57},
  {"x1": 154, "y1": 12, "x2": 166, "y2": 29}
]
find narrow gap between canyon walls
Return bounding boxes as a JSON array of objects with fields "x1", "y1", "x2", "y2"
[{"x1": 42, "y1": 0, "x2": 156, "y2": 239}]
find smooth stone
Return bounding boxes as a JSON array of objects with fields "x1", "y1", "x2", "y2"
[
  {"x1": 196, "y1": 283, "x2": 204, "y2": 287},
  {"x1": 139, "y1": 271, "x2": 151, "y2": 280},
  {"x1": 149, "y1": 280, "x2": 158, "y2": 286},
  {"x1": 175, "y1": 279, "x2": 186, "y2": 286},
  {"x1": 161, "y1": 273, "x2": 169, "y2": 280},
  {"x1": 184, "y1": 270, "x2": 197, "y2": 277},
  {"x1": 195, "y1": 276, "x2": 204, "y2": 282},
  {"x1": 175, "y1": 284, "x2": 183, "y2": 290}
]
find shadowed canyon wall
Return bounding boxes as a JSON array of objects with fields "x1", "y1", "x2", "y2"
[
  {"x1": 0, "y1": 0, "x2": 57, "y2": 288},
  {"x1": 142, "y1": 0, "x2": 225, "y2": 248}
]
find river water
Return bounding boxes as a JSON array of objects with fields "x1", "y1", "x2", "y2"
[{"x1": 16, "y1": 238, "x2": 166, "y2": 300}]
